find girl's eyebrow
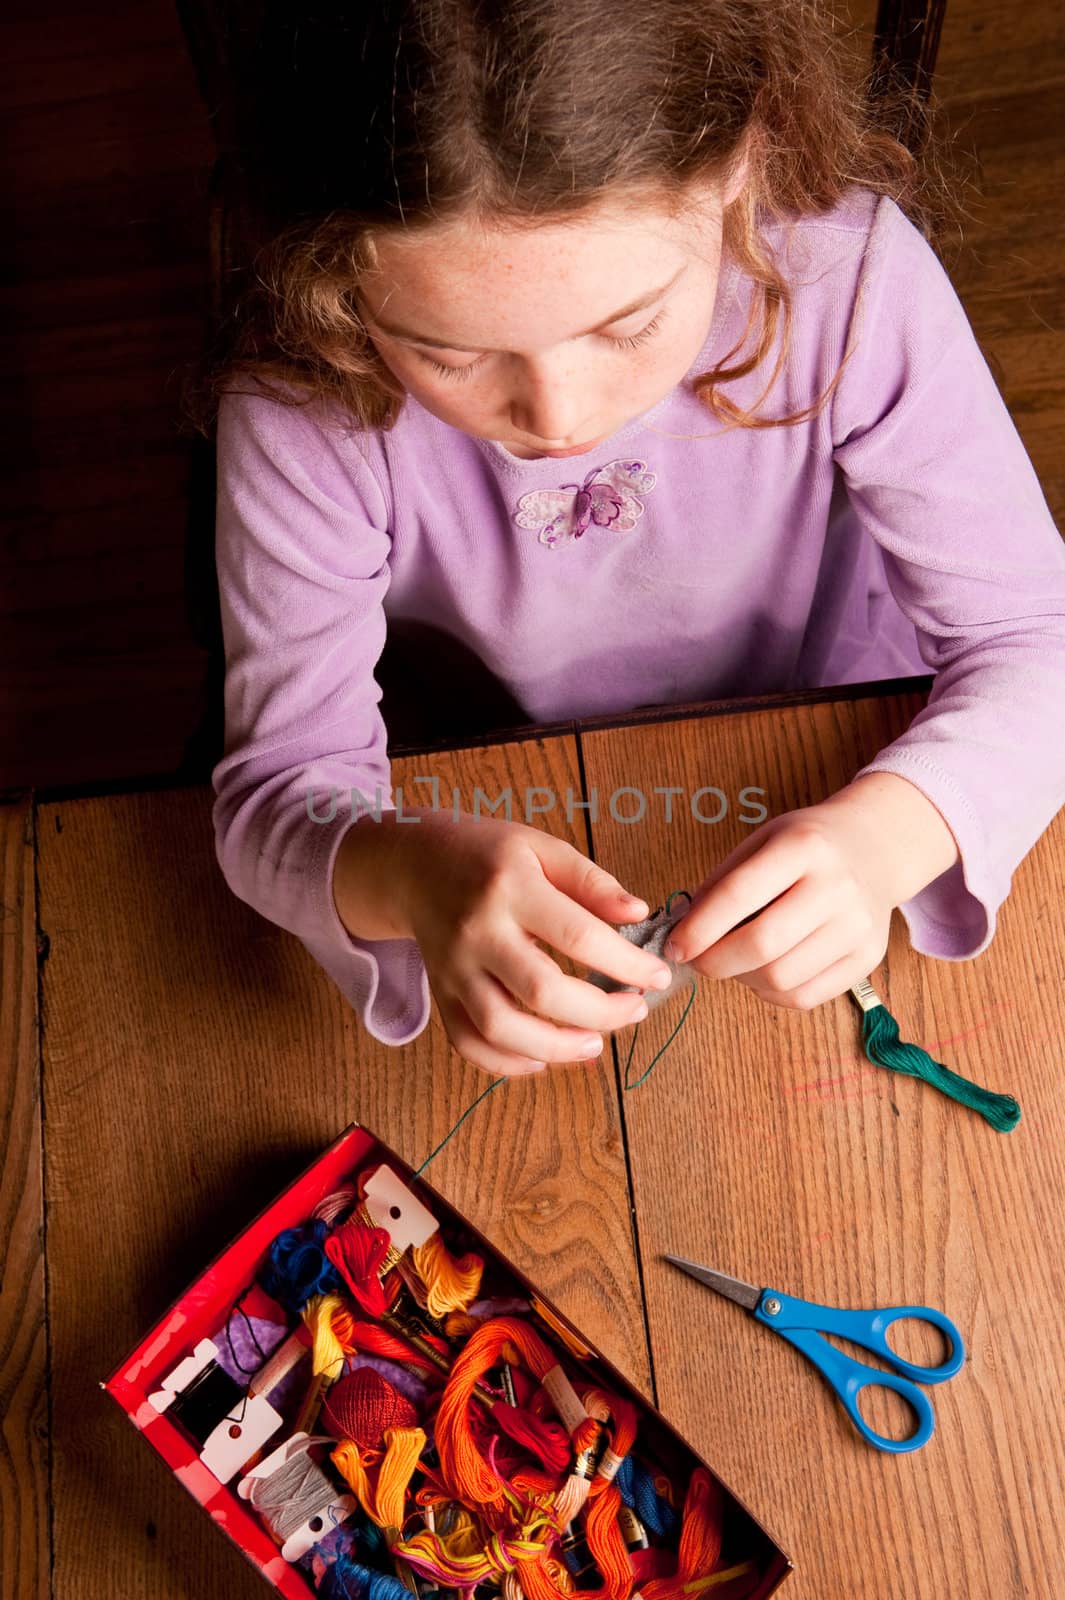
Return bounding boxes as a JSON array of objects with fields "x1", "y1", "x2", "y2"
[{"x1": 363, "y1": 265, "x2": 686, "y2": 351}]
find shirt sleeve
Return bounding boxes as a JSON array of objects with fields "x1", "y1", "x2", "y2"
[
  {"x1": 210, "y1": 387, "x2": 431, "y2": 1044},
  {"x1": 830, "y1": 195, "x2": 1065, "y2": 960}
]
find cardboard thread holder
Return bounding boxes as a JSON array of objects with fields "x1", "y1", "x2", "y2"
[{"x1": 105, "y1": 1123, "x2": 792, "y2": 1597}]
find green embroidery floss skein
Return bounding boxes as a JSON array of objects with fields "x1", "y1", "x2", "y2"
[{"x1": 850, "y1": 977, "x2": 1021, "y2": 1132}]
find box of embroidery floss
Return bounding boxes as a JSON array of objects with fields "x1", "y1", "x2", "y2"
[{"x1": 104, "y1": 1123, "x2": 792, "y2": 1599}]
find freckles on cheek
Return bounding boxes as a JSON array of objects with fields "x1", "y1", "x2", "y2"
[
  {"x1": 406, "y1": 372, "x2": 496, "y2": 433},
  {"x1": 378, "y1": 356, "x2": 455, "y2": 417}
]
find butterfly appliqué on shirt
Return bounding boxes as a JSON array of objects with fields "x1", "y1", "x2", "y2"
[{"x1": 513, "y1": 458, "x2": 658, "y2": 548}]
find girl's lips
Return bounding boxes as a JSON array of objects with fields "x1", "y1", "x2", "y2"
[{"x1": 535, "y1": 437, "x2": 605, "y2": 458}]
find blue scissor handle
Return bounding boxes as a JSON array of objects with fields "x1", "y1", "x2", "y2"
[{"x1": 754, "y1": 1289, "x2": 965, "y2": 1455}]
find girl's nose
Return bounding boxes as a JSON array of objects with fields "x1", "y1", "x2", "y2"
[{"x1": 507, "y1": 354, "x2": 595, "y2": 446}]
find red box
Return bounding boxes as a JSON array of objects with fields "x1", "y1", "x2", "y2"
[{"x1": 104, "y1": 1124, "x2": 792, "y2": 1597}]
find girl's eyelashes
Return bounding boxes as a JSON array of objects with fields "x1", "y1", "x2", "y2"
[
  {"x1": 420, "y1": 309, "x2": 668, "y2": 381},
  {"x1": 608, "y1": 310, "x2": 666, "y2": 350},
  {"x1": 423, "y1": 353, "x2": 486, "y2": 382}
]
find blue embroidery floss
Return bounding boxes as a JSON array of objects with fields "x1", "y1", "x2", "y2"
[
  {"x1": 615, "y1": 1453, "x2": 678, "y2": 1538},
  {"x1": 319, "y1": 1552, "x2": 414, "y2": 1600},
  {"x1": 308, "y1": 1518, "x2": 402, "y2": 1597},
  {"x1": 261, "y1": 1218, "x2": 343, "y2": 1312}
]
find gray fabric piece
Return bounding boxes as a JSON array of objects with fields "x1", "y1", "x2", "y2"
[{"x1": 586, "y1": 896, "x2": 698, "y2": 1012}]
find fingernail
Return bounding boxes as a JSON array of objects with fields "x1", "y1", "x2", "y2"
[
  {"x1": 577, "y1": 1037, "x2": 602, "y2": 1058},
  {"x1": 621, "y1": 893, "x2": 647, "y2": 910},
  {"x1": 649, "y1": 968, "x2": 673, "y2": 989},
  {"x1": 664, "y1": 940, "x2": 682, "y2": 963},
  {"x1": 629, "y1": 1000, "x2": 649, "y2": 1022}
]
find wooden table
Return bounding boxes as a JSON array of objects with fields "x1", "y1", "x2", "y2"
[{"x1": 4, "y1": 680, "x2": 1064, "y2": 1599}]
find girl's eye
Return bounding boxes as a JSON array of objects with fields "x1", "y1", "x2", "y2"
[
  {"x1": 423, "y1": 354, "x2": 487, "y2": 382},
  {"x1": 605, "y1": 310, "x2": 666, "y2": 350},
  {"x1": 419, "y1": 309, "x2": 667, "y2": 380}
]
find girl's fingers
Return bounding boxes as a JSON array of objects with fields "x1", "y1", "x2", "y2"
[
  {"x1": 683, "y1": 822, "x2": 770, "y2": 901},
  {"x1": 519, "y1": 877, "x2": 674, "y2": 993},
  {"x1": 691, "y1": 879, "x2": 836, "y2": 981},
  {"x1": 744, "y1": 948, "x2": 867, "y2": 1013},
  {"x1": 439, "y1": 992, "x2": 548, "y2": 1077},
  {"x1": 485, "y1": 933, "x2": 651, "y2": 1033},
  {"x1": 453, "y1": 971, "x2": 614, "y2": 1066},
  {"x1": 667, "y1": 826, "x2": 811, "y2": 962},
  {"x1": 734, "y1": 917, "x2": 845, "y2": 996},
  {"x1": 531, "y1": 834, "x2": 650, "y2": 925}
]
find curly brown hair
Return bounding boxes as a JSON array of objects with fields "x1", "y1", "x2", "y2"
[{"x1": 183, "y1": 0, "x2": 974, "y2": 439}]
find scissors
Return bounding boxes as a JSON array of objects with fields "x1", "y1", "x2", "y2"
[{"x1": 663, "y1": 1255, "x2": 965, "y2": 1454}]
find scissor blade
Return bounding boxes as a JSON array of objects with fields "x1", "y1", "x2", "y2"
[{"x1": 661, "y1": 1255, "x2": 761, "y2": 1311}]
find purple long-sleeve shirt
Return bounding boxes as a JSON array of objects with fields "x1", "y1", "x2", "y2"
[{"x1": 211, "y1": 185, "x2": 1065, "y2": 1045}]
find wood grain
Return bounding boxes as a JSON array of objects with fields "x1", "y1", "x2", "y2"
[
  {"x1": 24, "y1": 690, "x2": 1065, "y2": 1593},
  {"x1": 35, "y1": 736, "x2": 650, "y2": 1599},
  {"x1": 0, "y1": 794, "x2": 49, "y2": 1600},
  {"x1": 580, "y1": 693, "x2": 1065, "y2": 1597}
]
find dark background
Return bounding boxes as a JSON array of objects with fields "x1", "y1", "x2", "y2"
[{"x1": 3, "y1": 0, "x2": 1062, "y2": 795}]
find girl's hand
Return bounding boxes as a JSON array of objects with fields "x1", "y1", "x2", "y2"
[
  {"x1": 664, "y1": 773, "x2": 960, "y2": 1012},
  {"x1": 376, "y1": 809, "x2": 674, "y2": 1076}
]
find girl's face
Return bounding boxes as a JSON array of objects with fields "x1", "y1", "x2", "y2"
[{"x1": 356, "y1": 179, "x2": 743, "y2": 459}]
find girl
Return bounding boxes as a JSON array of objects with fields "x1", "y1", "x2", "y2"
[{"x1": 203, "y1": 1, "x2": 1065, "y2": 1079}]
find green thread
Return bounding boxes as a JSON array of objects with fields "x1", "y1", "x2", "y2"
[
  {"x1": 622, "y1": 886, "x2": 695, "y2": 1088},
  {"x1": 418, "y1": 887, "x2": 698, "y2": 1172},
  {"x1": 413, "y1": 986, "x2": 1023, "y2": 1176},
  {"x1": 415, "y1": 1075, "x2": 507, "y2": 1176},
  {"x1": 416, "y1": 889, "x2": 1022, "y2": 1175},
  {"x1": 621, "y1": 979, "x2": 697, "y2": 1090},
  {"x1": 859, "y1": 1000, "x2": 1021, "y2": 1133}
]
